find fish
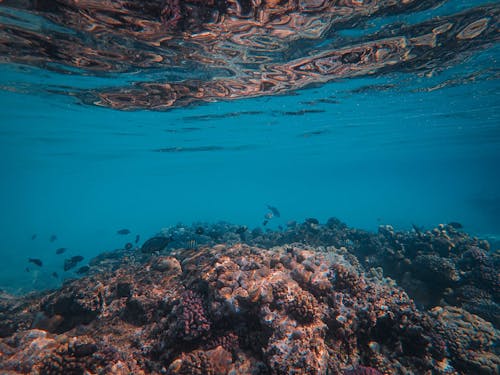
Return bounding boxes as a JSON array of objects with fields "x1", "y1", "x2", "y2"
[
  {"x1": 117, "y1": 229, "x2": 131, "y2": 235},
  {"x1": 63, "y1": 255, "x2": 84, "y2": 271},
  {"x1": 28, "y1": 258, "x2": 43, "y2": 267},
  {"x1": 50, "y1": 234, "x2": 57, "y2": 242},
  {"x1": 412, "y1": 224, "x2": 423, "y2": 236},
  {"x1": 264, "y1": 212, "x2": 273, "y2": 220},
  {"x1": 124, "y1": 242, "x2": 133, "y2": 250},
  {"x1": 135, "y1": 234, "x2": 140, "y2": 243},
  {"x1": 55, "y1": 247, "x2": 66, "y2": 255},
  {"x1": 236, "y1": 226, "x2": 247, "y2": 234},
  {"x1": 141, "y1": 236, "x2": 171, "y2": 253},
  {"x1": 52, "y1": 272, "x2": 58, "y2": 278},
  {"x1": 267, "y1": 205, "x2": 281, "y2": 218},
  {"x1": 262, "y1": 220, "x2": 268, "y2": 226},
  {"x1": 25, "y1": 267, "x2": 30, "y2": 272},
  {"x1": 76, "y1": 266, "x2": 90, "y2": 275},
  {"x1": 195, "y1": 226, "x2": 204, "y2": 235},
  {"x1": 31, "y1": 234, "x2": 37, "y2": 240}
]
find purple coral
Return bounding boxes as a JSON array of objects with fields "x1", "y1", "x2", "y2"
[
  {"x1": 344, "y1": 366, "x2": 383, "y2": 375},
  {"x1": 179, "y1": 290, "x2": 211, "y2": 340}
]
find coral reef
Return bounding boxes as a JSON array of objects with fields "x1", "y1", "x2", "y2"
[
  {"x1": 1, "y1": 233, "x2": 498, "y2": 374},
  {"x1": 1, "y1": 219, "x2": 498, "y2": 374}
]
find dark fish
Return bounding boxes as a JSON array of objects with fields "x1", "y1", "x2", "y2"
[
  {"x1": 28, "y1": 258, "x2": 43, "y2": 267},
  {"x1": 135, "y1": 234, "x2": 140, "y2": 243},
  {"x1": 195, "y1": 226, "x2": 204, "y2": 235},
  {"x1": 25, "y1": 267, "x2": 30, "y2": 272},
  {"x1": 117, "y1": 229, "x2": 131, "y2": 235},
  {"x1": 448, "y1": 222, "x2": 463, "y2": 229},
  {"x1": 125, "y1": 242, "x2": 133, "y2": 250},
  {"x1": 50, "y1": 234, "x2": 57, "y2": 242},
  {"x1": 63, "y1": 255, "x2": 84, "y2": 271},
  {"x1": 63, "y1": 260, "x2": 76, "y2": 271},
  {"x1": 55, "y1": 247, "x2": 66, "y2": 255},
  {"x1": 141, "y1": 236, "x2": 171, "y2": 254},
  {"x1": 76, "y1": 266, "x2": 90, "y2": 275},
  {"x1": 266, "y1": 205, "x2": 280, "y2": 218},
  {"x1": 412, "y1": 224, "x2": 423, "y2": 236},
  {"x1": 31, "y1": 234, "x2": 37, "y2": 240},
  {"x1": 52, "y1": 272, "x2": 58, "y2": 278},
  {"x1": 236, "y1": 226, "x2": 247, "y2": 234},
  {"x1": 262, "y1": 220, "x2": 268, "y2": 226}
]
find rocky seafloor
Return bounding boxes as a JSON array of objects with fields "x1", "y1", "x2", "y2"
[{"x1": 0, "y1": 219, "x2": 498, "y2": 374}]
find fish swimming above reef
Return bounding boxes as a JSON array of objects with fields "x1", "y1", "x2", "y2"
[
  {"x1": 124, "y1": 243, "x2": 133, "y2": 250},
  {"x1": 55, "y1": 248, "x2": 66, "y2": 255},
  {"x1": 267, "y1": 205, "x2": 281, "y2": 218},
  {"x1": 236, "y1": 226, "x2": 248, "y2": 234},
  {"x1": 135, "y1": 234, "x2": 140, "y2": 243},
  {"x1": 76, "y1": 266, "x2": 90, "y2": 275},
  {"x1": 49, "y1": 234, "x2": 57, "y2": 242},
  {"x1": 64, "y1": 255, "x2": 84, "y2": 271},
  {"x1": 31, "y1": 234, "x2": 37, "y2": 240},
  {"x1": 52, "y1": 272, "x2": 58, "y2": 278},
  {"x1": 141, "y1": 236, "x2": 171, "y2": 253},
  {"x1": 117, "y1": 229, "x2": 131, "y2": 235},
  {"x1": 28, "y1": 258, "x2": 42, "y2": 267}
]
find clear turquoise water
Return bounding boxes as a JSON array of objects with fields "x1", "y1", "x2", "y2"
[{"x1": 0, "y1": 0, "x2": 499, "y2": 293}]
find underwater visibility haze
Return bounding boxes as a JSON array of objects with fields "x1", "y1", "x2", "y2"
[{"x1": 0, "y1": 0, "x2": 499, "y2": 374}]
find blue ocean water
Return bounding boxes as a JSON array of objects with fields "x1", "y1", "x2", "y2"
[{"x1": 0, "y1": 0, "x2": 499, "y2": 293}]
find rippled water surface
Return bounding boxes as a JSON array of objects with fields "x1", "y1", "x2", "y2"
[{"x1": 0, "y1": 0, "x2": 499, "y2": 291}]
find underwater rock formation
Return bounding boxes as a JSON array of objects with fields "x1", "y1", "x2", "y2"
[{"x1": 0, "y1": 238, "x2": 498, "y2": 374}]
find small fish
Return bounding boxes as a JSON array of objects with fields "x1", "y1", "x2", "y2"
[
  {"x1": 266, "y1": 205, "x2": 281, "y2": 218},
  {"x1": 55, "y1": 247, "x2": 66, "y2": 255},
  {"x1": 50, "y1": 234, "x2": 57, "y2": 242},
  {"x1": 28, "y1": 258, "x2": 43, "y2": 267},
  {"x1": 63, "y1": 255, "x2": 84, "y2": 271},
  {"x1": 25, "y1": 267, "x2": 30, "y2": 272},
  {"x1": 236, "y1": 226, "x2": 247, "y2": 234},
  {"x1": 52, "y1": 272, "x2": 58, "y2": 278},
  {"x1": 117, "y1": 229, "x2": 131, "y2": 235},
  {"x1": 125, "y1": 242, "x2": 133, "y2": 250},
  {"x1": 264, "y1": 212, "x2": 273, "y2": 220},
  {"x1": 262, "y1": 220, "x2": 268, "y2": 226},
  {"x1": 76, "y1": 266, "x2": 90, "y2": 275},
  {"x1": 31, "y1": 234, "x2": 37, "y2": 240},
  {"x1": 141, "y1": 236, "x2": 172, "y2": 254},
  {"x1": 135, "y1": 234, "x2": 140, "y2": 244},
  {"x1": 412, "y1": 224, "x2": 423, "y2": 236},
  {"x1": 195, "y1": 227, "x2": 204, "y2": 235}
]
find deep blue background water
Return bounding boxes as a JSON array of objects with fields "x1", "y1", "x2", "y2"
[{"x1": 1, "y1": 3, "x2": 499, "y2": 293}]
